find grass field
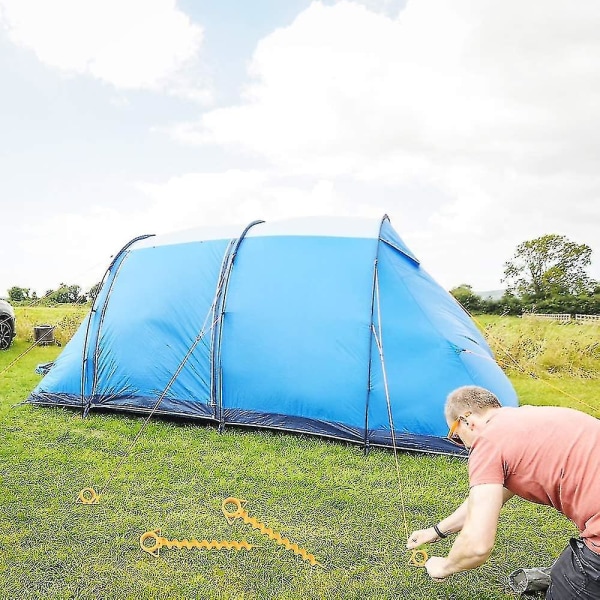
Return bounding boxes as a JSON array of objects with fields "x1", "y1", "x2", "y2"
[{"x1": 1, "y1": 308, "x2": 598, "y2": 599}]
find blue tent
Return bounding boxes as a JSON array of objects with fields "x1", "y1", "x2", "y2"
[{"x1": 28, "y1": 216, "x2": 517, "y2": 455}]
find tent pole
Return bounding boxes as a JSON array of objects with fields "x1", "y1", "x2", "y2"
[
  {"x1": 80, "y1": 234, "x2": 155, "y2": 417},
  {"x1": 210, "y1": 220, "x2": 265, "y2": 431},
  {"x1": 363, "y1": 258, "x2": 378, "y2": 454},
  {"x1": 363, "y1": 216, "x2": 388, "y2": 451},
  {"x1": 210, "y1": 238, "x2": 237, "y2": 424}
]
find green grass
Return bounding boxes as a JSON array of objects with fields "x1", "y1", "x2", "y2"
[{"x1": 1, "y1": 309, "x2": 598, "y2": 599}]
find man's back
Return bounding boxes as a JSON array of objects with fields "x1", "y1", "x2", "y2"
[{"x1": 469, "y1": 405, "x2": 600, "y2": 552}]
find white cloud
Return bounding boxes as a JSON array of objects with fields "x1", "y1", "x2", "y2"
[
  {"x1": 3, "y1": 0, "x2": 599, "y2": 294},
  {"x1": 135, "y1": 169, "x2": 387, "y2": 231},
  {"x1": 163, "y1": 0, "x2": 600, "y2": 288},
  {"x1": 0, "y1": 171, "x2": 388, "y2": 297},
  {"x1": 0, "y1": 0, "x2": 209, "y2": 100},
  {"x1": 177, "y1": 0, "x2": 600, "y2": 172}
]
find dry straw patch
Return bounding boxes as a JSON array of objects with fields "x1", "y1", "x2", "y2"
[{"x1": 481, "y1": 317, "x2": 600, "y2": 379}]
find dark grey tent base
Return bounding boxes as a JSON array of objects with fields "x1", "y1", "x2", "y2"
[{"x1": 28, "y1": 393, "x2": 467, "y2": 456}]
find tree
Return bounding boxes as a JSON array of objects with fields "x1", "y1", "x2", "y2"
[
  {"x1": 8, "y1": 286, "x2": 31, "y2": 302},
  {"x1": 449, "y1": 284, "x2": 482, "y2": 313},
  {"x1": 48, "y1": 283, "x2": 86, "y2": 304},
  {"x1": 88, "y1": 282, "x2": 102, "y2": 302},
  {"x1": 502, "y1": 234, "x2": 594, "y2": 300}
]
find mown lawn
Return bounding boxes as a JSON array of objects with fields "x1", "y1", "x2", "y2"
[{"x1": 0, "y1": 309, "x2": 598, "y2": 599}]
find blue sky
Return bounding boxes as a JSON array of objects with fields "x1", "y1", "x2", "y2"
[{"x1": 1, "y1": 0, "x2": 599, "y2": 296}]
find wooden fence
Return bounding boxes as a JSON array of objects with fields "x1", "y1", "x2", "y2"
[
  {"x1": 523, "y1": 313, "x2": 600, "y2": 323},
  {"x1": 575, "y1": 314, "x2": 600, "y2": 323}
]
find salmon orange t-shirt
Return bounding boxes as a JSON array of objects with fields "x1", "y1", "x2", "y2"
[{"x1": 468, "y1": 405, "x2": 600, "y2": 553}]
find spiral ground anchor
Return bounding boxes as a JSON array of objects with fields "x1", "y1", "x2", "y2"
[
  {"x1": 139, "y1": 528, "x2": 253, "y2": 557},
  {"x1": 221, "y1": 497, "x2": 321, "y2": 567}
]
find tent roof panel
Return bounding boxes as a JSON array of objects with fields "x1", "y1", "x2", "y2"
[
  {"x1": 245, "y1": 216, "x2": 383, "y2": 239},
  {"x1": 130, "y1": 216, "x2": 386, "y2": 251}
]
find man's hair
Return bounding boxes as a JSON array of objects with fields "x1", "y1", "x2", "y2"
[{"x1": 445, "y1": 386, "x2": 502, "y2": 422}]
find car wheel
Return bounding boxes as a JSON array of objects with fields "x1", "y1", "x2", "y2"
[{"x1": 0, "y1": 318, "x2": 14, "y2": 350}]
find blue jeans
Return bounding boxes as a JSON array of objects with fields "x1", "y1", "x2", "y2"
[{"x1": 546, "y1": 538, "x2": 600, "y2": 599}]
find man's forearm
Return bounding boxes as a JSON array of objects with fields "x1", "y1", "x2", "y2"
[
  {"x1": 431, "y1": 484, "x2": 504, "y2": 578},
  {"x1": 440, "y1": 530, "x2": 493, "y2": 576},
  {"x1": 436, "y1": 499, "x2": 468, "y2": 535}
]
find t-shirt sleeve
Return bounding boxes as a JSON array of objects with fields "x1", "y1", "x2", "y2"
[{"x1": 468, "y1": 437, "x2": 506, "y2": 488}]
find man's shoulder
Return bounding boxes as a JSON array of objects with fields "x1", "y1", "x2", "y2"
[
  {"x1": 485, "y1": 404, "x2": 600, "y2": 452},
  {"x1": 495, "y1": 404, "x2": 580, "y2": 421}
]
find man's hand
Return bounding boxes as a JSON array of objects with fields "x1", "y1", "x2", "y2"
[
  {"x1": 406, "y1": 527, "x2": 439, "y2": 549},
  {"x1": 425, "y1": 556, "x2": 451, "y2": 581}
]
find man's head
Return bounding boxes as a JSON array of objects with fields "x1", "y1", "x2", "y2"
[{"x1": 445, "y1": 386, "x2": 502, "y2": 448}]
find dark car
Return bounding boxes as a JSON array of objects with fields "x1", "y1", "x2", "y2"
[{"x1": 0, "y1": 299, "x2": 16, "y2": 350}]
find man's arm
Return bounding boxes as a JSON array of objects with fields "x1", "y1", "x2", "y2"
[
  {"x1": 406, "y1": 486, "x2": 513, "y2": 550},
  {"x1": 407, "y1": 499, "x2": 469, "y2": 548},
  {"x1": 425, "y1": 484, "x2": 512, "y2": 580}
]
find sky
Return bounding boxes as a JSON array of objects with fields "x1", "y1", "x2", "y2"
[{"x1": 1, "y1": 0, "x2": 599, "y2": 298}]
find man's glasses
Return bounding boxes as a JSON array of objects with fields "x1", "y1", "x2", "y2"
[{"x1": 447, "y1": 411, "x2": 472, "y2": 446}]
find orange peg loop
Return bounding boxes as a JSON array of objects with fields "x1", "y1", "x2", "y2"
[
  {"x1": 409, "y1": 549, "x2": 429, "y2": 567},
  {"x1": 221, "y1": 497, "x2": 247, "y2": 523},
  {"x1": 140, "y1": 529, "x2": 162, "y2": 556},
  {"x1": 77, "y1": 487, "x2": 99, "y2": 504}
]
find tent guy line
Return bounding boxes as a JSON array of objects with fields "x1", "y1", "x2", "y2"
[
  {"x1": 462, "y1": 311, "x2": 600, "y2": 418},
  {"x1": 371, "y1": 266, "x2": 427, "y2": 567},
  {"x1": 70, "y1": 233, "x2": 233, "y2": 502},
  {"x1": 83, "y1": 279, "x2": 226, "y2": 501}
]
